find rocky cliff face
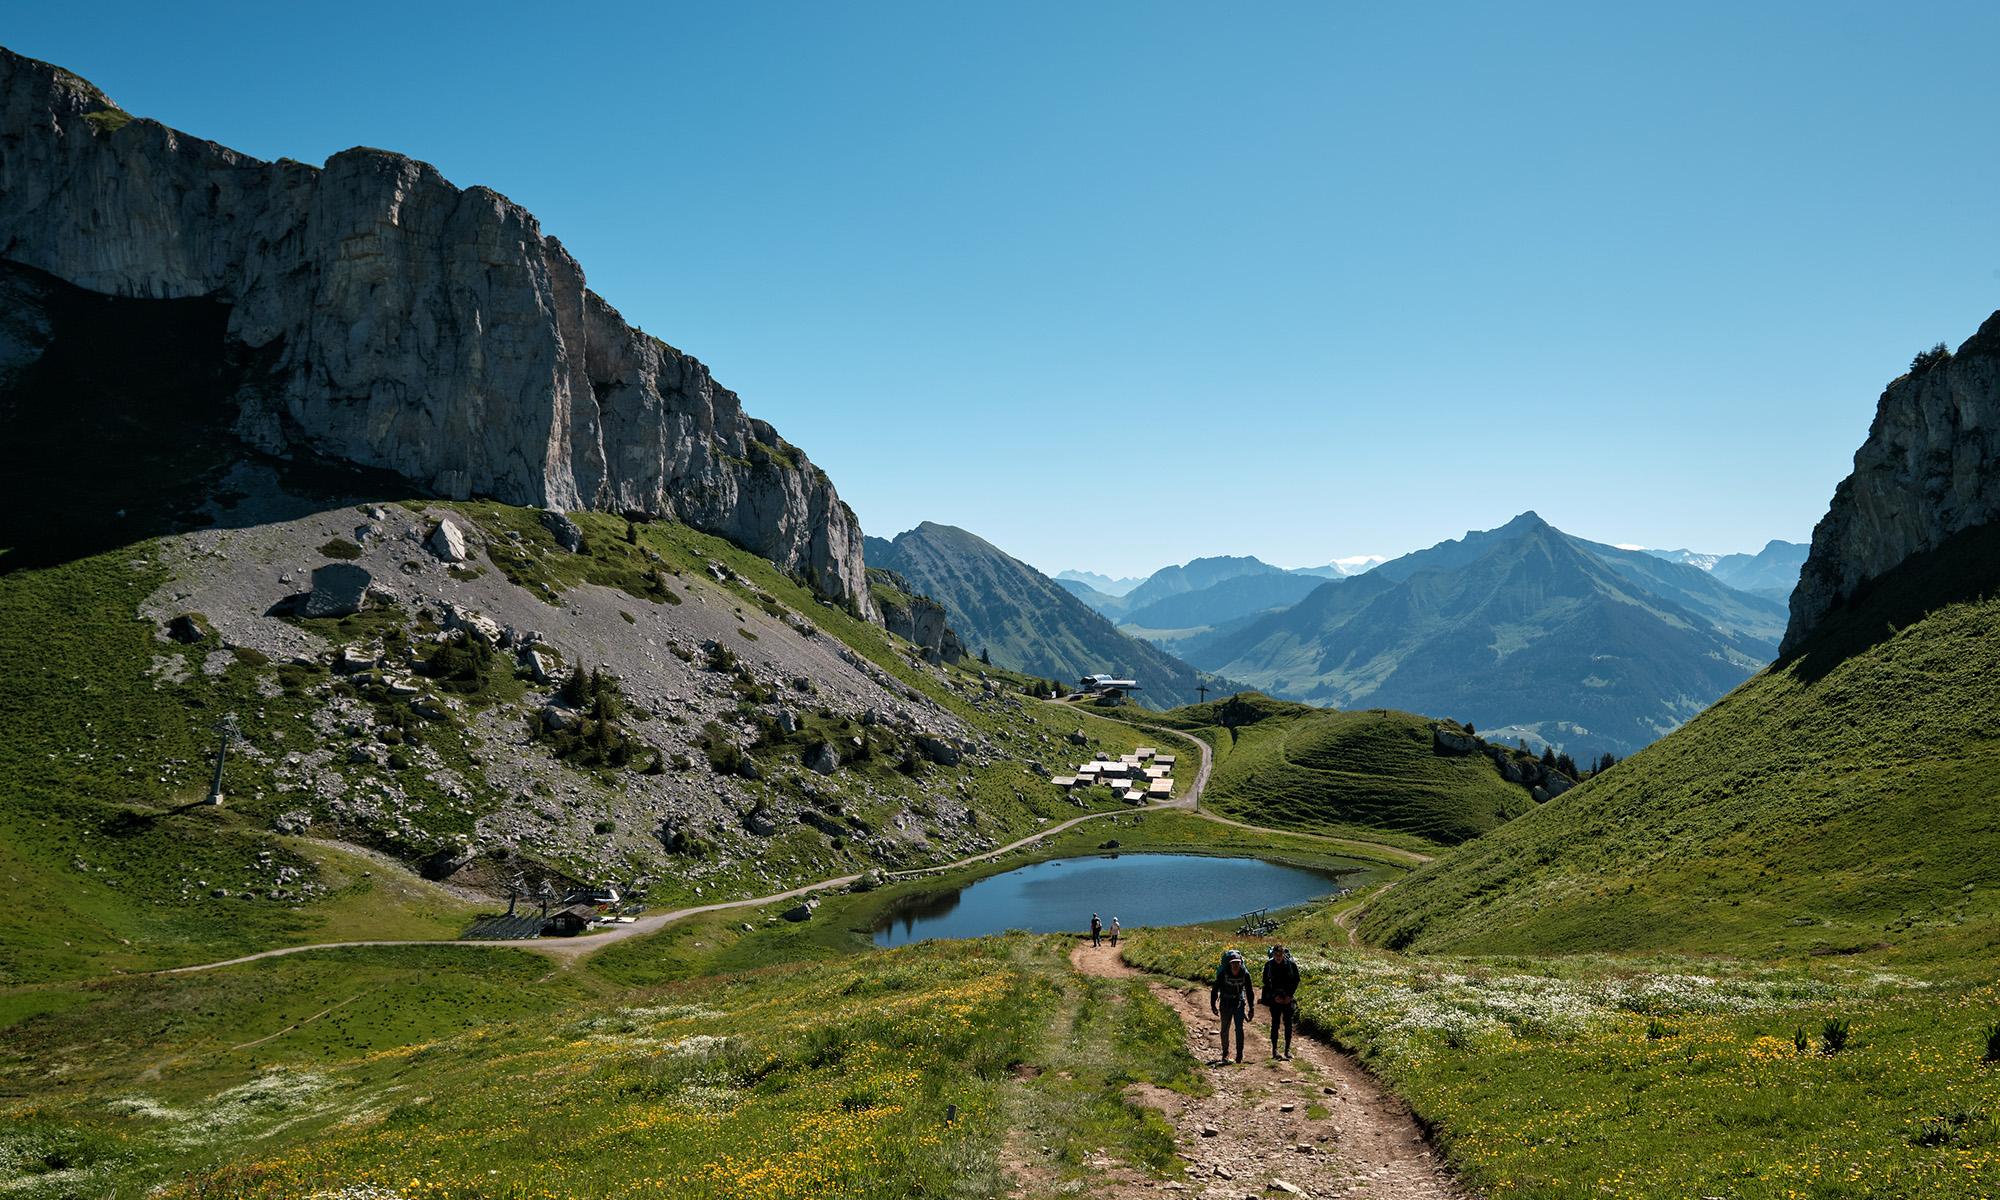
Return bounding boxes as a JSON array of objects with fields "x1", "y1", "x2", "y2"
[
  {"x1": 1783, "y1": 313, "x2": 2000, "y2": 655},
  {"x1": 871, "y1": 572, "x2": 966, "y2": 665},
  {"x1": 0, "y1": 48, "x2": 870, "y2": 616}
]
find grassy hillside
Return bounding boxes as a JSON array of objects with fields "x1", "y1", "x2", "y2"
[
  {"x1": 1139, "y1": 693, "x2": 1540, "y2": 847},
  {"x1": 0, "y1": 505, "x2": 1159, "y2": 985},
  {"x1": 1360, "y1": 521, "x2": 2000, "y2": 961}
]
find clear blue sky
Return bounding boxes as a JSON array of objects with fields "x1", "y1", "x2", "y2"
[{"x1": 15, "y1": 3, "x2": 1999, "y2": 577}]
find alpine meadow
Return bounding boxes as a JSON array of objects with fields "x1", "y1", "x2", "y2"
[{"x1": 3, "y1": 10, "x2": 1999, "y2": 1200}]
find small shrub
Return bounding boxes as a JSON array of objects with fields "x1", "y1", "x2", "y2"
[
  {"x1": 1793, "y1": 1026, "x2": 1811, "y2": 1054},
  {"x1": 737, "y1": 627, "x2": 759, "y2": 641},
  {"x1": 1645, "y1": 1018, "x2": 1673, "y2": 1041},
  {"x1": 1982, "y1": 1020, "x2": 2000, "y2": 1064},
  {"x1": 318, "y1": 537, "x2": 363, "y2": 560},
  {"x1": 593, "y1": 820, "x2": 616, "y2": 835},
  {"x1": 1910, "y1": 341, "x2": 1952, "y2": 375},
  {"x1": 1821, "y1": 1018, "x2": 1851, "y2": 1055}
]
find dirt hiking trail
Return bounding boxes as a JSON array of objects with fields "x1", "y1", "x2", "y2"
[{"x1": 1065, "y1": 939, "x2": 1464, "y2": 1200}]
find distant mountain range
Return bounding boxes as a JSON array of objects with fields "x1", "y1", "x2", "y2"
[
  {"x1": 1054, "y1": 569, "x2": 1143, "y2": 596},
  {"x1": 1173, "y1": 512, "x2": 1789, "y2": 759},
  {"x1": 864, "y1": 523, "x2": 1224, "y2": 706},
  {"x1": 1057, "y1": 554, "x2": 1385, "y2": 633},
  {"x1": 1641, "y1": 540, "x2": 1807, "y2": 602}
]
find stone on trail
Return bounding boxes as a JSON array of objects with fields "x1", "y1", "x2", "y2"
[{"x1": 1267, "y1": 1181, "x2": 1303, "y2": 1196}]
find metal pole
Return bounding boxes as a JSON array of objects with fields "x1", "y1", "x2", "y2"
[{"x1": 206, "y1": 715, "x2": 236, "y2": 806}]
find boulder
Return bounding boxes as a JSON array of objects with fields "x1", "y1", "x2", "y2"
[
  {"x1": 442, "y1": 602, "x2": 503, "y2": 645},
  {"x1": 800, "y1": 809, "x2": 846, "y2": 838},
  {"x1": 742, "y1": 807, "x2": 779, "y2": 836},
  {"x1": 540, "y1": 510, "x2": 585, "y2": 553},
  {"x1": 426, "y1": 519, "x2": 469, "y2": 562},
  {"x1": 1531, "y1": 785, "x2": 1551, "y2": 803},
  {"x1": 333, "y1": 645, "x2": 376, "y2": 674},
  {"x1": 780, "y1": 900, "x2": 817, "y2": 923},
  {"x1": 1544, "y1": 772, "x2": 1576, "y2": 798},
  {"x1": 1432, "y1": 725, "x2": 1479, "y2": 755},
  {"x1": 520, "y1": 648, "x2": 554, "y2": 683},
  {"x1": 806, "y1": 742, "x2": 840, "y2": 776},
  {"x1": 165, "y1": 613, "x2": 209, "y2": 644},
  {"x1": 915, "y1": 734, "x2": 961, "y2": 767},
  {"x1": 1067, "y1": 730, "x2": 1089, "y2": 746},
  {"x1": 539, "y1": 704, "x2": 579, "y2": 732},
  {"x1": 775, "y1": 708, "x2": 799, "y2": 735},
  {"x1": 304, "y1": 564, "x2": 372, "y2": 618}
]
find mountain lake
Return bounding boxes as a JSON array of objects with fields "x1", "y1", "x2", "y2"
[{"x1": 872, "y1": 852, "x2": 1382, "y2": 946}]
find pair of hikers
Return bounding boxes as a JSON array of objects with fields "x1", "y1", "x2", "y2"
[
  {"x1": 1088, "y1": 913, "x2": 1121, "y2": 947},
  {"x1": 1209, "y1": 944, "x2": 1301, "y2": 1062}
]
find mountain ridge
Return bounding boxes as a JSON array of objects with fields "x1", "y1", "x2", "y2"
[
  {"x1": 864, "y1": 522, "x2": 1223, "y2": 706},
  {"x1": 1180, "y1": 512, "x2": 1785, "y2": 757},
  {"x1": 0, "y1": 45, "x2": 873, "y2": 615}
]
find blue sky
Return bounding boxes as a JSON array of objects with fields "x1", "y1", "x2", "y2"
[{"x1": 15, "y1": 3, "x2": 1999, "y2": 576}]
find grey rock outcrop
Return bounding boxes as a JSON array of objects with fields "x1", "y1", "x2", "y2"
[
  {"x1": 1785, "y1": 314, "x2": 2000, "y2": 654},
  {"x1": 426, "y1": 520, "x2": 469, "y2": 562},
  {"x1": 304, "y1": 563, "x2": 371, "y2": 618},
  {"x1": 0, "y1": 48, "x2": 872, "y2": 617},
  {"x1": 1431, "y1": 725, "x2": 1478, "y2": 755},
  {"x1": 539, "y1": 511, "x2": 585, "y2": 554},
  {"x1": 870, "y1": 570, "x2": 965, "y2": 664},
  {"x1": 806, "y1": 742, "x2": 840, "y2": 776},
  {"x1": 914, "y1": 734, "x2": 962, "y2": 767}
]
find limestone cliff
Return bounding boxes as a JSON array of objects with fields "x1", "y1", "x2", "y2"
[
  {"x1": 0, "y1": 48, "x2": 870, "y2": 615},
  {"x1": 1783, "y1": 312, "x2": 2000, "y2": 655}
]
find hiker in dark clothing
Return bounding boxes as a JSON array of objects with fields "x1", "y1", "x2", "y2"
[
  {"x1": 1210, "y1": 949, "x2": 1256, "y2": 1063},
  {"x1": 1090, "y1": 913, "x2": 1102, "y2": 947},
  {"x1": 1261, "y1": 944, "x2": 1301, "y2": 1060}
]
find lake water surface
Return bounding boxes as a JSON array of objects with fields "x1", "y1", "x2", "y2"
[{"x1": 873, "y1": 852, "x2": 1375, "y2": 947}]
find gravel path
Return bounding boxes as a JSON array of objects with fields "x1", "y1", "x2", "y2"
[{"x1": 1068, "y1": 939, "x2": 1464, "y2": 1199}]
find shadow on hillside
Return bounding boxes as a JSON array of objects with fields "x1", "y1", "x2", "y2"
[
  {"x1": 0, "y1": 261, "x2": 420, "y2": 574},
  {"x1": 1777, "y1": 521, "x2": 2000, "y2": 685}
]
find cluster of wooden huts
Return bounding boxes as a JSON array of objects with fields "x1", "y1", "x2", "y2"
[{"x1": 1051, "y1": 746, "x2": 1177, "y2": 804}]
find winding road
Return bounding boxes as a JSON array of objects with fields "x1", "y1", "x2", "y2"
[{"x1": 149, "y1": 715, "x2": 1417, "y2": 977}]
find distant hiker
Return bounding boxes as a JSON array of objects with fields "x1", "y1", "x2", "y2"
[
  {"x1": 1210, "y1": 948, "x2": 1256, "y2": 1063},
  {"x1": 1090, "y1": 913, "x2": 1103, "y2": 947},
  {"x1": 1110, "y1": 917, "x2": 1121, "y2": 946},
  {"x1": 1261, "y1": 943, "x2": 1301, "y2": 1060}
]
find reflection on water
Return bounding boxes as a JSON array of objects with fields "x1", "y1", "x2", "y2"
[{"x1": 873, "y1": 852, "x2": 1378, "y2": 947}]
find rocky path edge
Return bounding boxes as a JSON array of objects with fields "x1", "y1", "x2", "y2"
[{"x1": 1064, "y1": 939, "x2": 1465, "y2": 1200}]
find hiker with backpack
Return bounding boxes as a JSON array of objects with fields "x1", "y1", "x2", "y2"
[
  {"x1": 1090, "y1": 913, "x2": 1102, "y2": 947},
  {"x1": 1210, "y1": 948, "x2": 1257, "y2": 1063},
  {"x1": 1110, "y1": 917, "x2": 1121, "y2": 946},
  {"x1": 1261, "y1": 944, "x2": 1301, "y2": 1060}
]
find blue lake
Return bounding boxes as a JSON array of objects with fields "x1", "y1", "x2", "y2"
[{"x1": 872, "y1": 852, "x2": 1374, "y2": 947}]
